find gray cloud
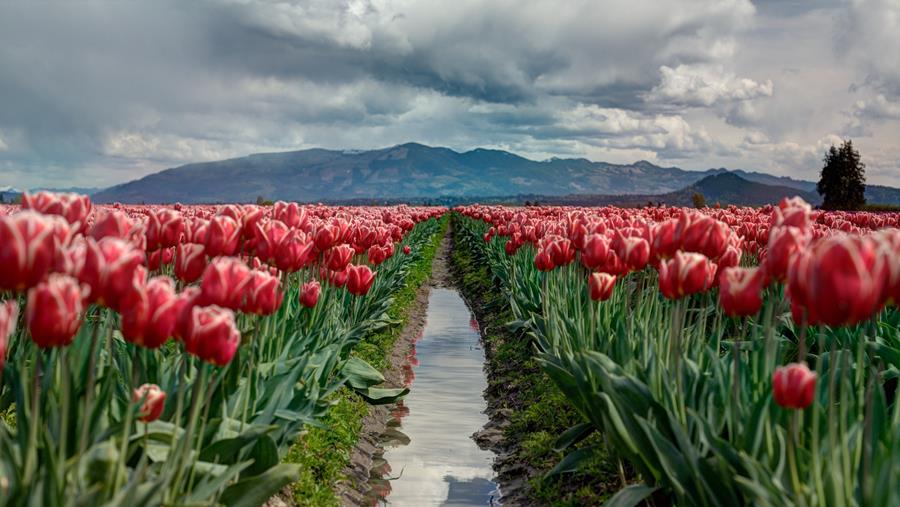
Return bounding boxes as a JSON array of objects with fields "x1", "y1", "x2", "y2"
[{"x1": 0, "y1": 0, "x2": 898, "y2": 189}]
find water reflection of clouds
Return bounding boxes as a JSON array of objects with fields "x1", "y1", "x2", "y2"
[{"x1": 376, "y1": 289, "x2": 498, "y2": 506}]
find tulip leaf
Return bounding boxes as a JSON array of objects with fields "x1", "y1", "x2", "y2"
[
  {"x1": 342, "y1": 356, "x2": 385, "y2": 389},
  {"x1": 554, "y1": 422, "x2": 595, "y2": 452},
  {"x1": 220, "y1": 463, "x2": 301, "y2": 507},
  {"x1": 546, "y1": 445, "x2": 601, "y2": 477},
  {"x1": 604, "y1": 484, "x2": 660, "y2": 507},
  {"x1": 356, "y1": 386, "x2": 410, "y2": 405}
]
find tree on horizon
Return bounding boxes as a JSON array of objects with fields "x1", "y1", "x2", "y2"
[{"x1": 817, "y1": 140, "x2": 866, "y2": 210}]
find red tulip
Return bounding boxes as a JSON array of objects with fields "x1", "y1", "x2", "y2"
[
  {"x1": 534, "y1": 248, "x2": 555, "y2": 272},
  {"x1": 681, "y1": 216, "x2": 729, "y2": 260},
  {"x1": 346, "y1": 264, "x2": 376, "y2": 296},
  {"x1": 0, "y1": 211, "x2": 58, "y2": 291},
  {"x1": 791, "y1": 235, "x2": 888, "y2": 326},
  {"x1": 321, "y1": 266, "x2": 349, "y2": 288},
  {"x1": 658, "y1": 251, "x2": 717, "y2": 300},
  {"x1": 580, "y1": 234, "x2": 609, "y2": 270},
  {"x1": 275, "y1": 230, "x2": 314, "y2": 272},
  {"x1": 205, "y1": 215, "x2": 241, "y2": 257},
  {"x1": 367, "y1": 244, "x2": 390, "y2": 266},
  {"x1": 198, "y1": 257, "x2": 252, "y2": 310},
  {"x1": 254, "y1": 220, "x2": 290, "y2": 263},
  {"x1": 718, "y1": 267, "x2": 765, "y2": 317},
  {"x1": 121, "y1": 276, "x2": 179, "y2": 348},
  {"x1": 174, "y1": 243, "x2": 208, "y2": 283},
  {"x1": 299, "y1": 280, "x2": 321, "y2": 308},
  {"x1": 314, "y1": 224, "x2": 339, "y2": 251},
  {"x1": 184, "y1": 218, "x2": 210, "y2": 244},
  {"x1": 132, "y1": 383, "x2": 166, "y2": 422},
  {"x1": 172, "y1": 287, "x2": 201, "y2": 341},
  {"x1": 772, "y1": 197, "x2": 812, "y2": 230},
  {"x1": 242, "y1": 270, "x2": 283, "y2": 315},
  {"x1": 772, "y1": 363, "x2": 816, "y2": 409},
  {"x1": 183, "y1": 305, "x2": 240, "y2": 366},
  {"x1": 89, "y1": 210, "x2": 133, "y2": 241},
  {"x1": 616, "y1": 236, "x2": 650, "y2": 272},
  {"x1": 324, "y1": 244, "x2": 355, "y2": 271},
  {"x1": 26, "y1": 274, "x2": 86, "y2": 348},
  {"x1": 146, "y1": 208, "x2": 185, "y2": 250},
  {"x1": 22, "y1": 191, "x2": 92, "y2": 232},
  {"x1": 403, "y1": 245, "x2": 411, "y2": 255},
  {"x1": 0, "y1": 301, "x2": 18, "y2": 373},
  {"x1": 588, "y1": 272, "x2": 616, "y2": 301},
  {"x1": 546, "y1": 238, "x2": 576, "y2": 266},
  {"x1": 765, "y1": 226, "x2": 810, "y2": 282},
  {"x1": 273, "y1": 201, "x2": 307, "y2": 229},
  {"x1": 79, "y1": 237, "x2": 145, "y2": 310}
]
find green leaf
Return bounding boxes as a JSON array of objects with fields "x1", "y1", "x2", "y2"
[
  {"x1": 342, "y1": 356, "x2": 385, "y2": 389},
  {"x1": 604, "y1": 484, "x2": 660, "y2": 507},
  {"x1": 356, "y1": 386, "x2": 410, "y2": 405},
  {"x1": 554, "y1": 422, "x2": 595, "y2": 452},
  {"x1": 546, "y1": 445, "x2": 600, "y2": 477},
  {"x1": 220, "y1": 463, "x2": 301, "y2": 507}
]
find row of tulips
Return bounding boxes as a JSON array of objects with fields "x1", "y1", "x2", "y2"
[
  {"x1": 0, "y1": 192, "x2": 446, "y2": 505},
  {"x1": 454, "y1": 199, "x2": 900, "y2": 507}
]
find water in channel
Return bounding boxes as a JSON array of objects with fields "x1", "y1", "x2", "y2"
[{"x1": 368, "y1": 288, "x2": 499, "y2": 506}]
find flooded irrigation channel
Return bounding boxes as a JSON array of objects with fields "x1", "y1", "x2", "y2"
[{"x1": 367, "y1": 288, "x2": 499, "y2": 506}]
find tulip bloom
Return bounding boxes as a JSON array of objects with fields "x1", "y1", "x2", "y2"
[
  {"x1": 346, "y1": 264, "x2": 376, "y2": 296},
  {"x1": 242, "y1": 270, "x2": 283, "y2": 315},
  {"x1": 402, "y1": 245, "x2": 411, "y2": 255},
  {"x1": 22, "y1": 191, "x2": 92, "y2": 232},
  {"x1": 299, "y1": 280, "x2": 321, "y2": 308},
  {"x1": 719, "y1": 267, "x2": 765, "y2": 317},
  {"x1": 205, "y1": 215, "x2": 241, "y2": 257},
  {"x1": 146, "y1": 208, "x2": 185, "y2": 251},
  {"x1": 174, "y1": 243, "x2": 208, "y2": 283},
  {"x1": 121, "y1": 276, "x2": 180, "y2": 348},
  {"x1": 275, "y1": 230, "x2": 313, "y2": 272},
  {"x1": 580, "y1": 234, "x2": 609, "y2": 270},
  {"x1": 199, "y1": 257, "x2": 252, "y2": 310},
  {"x1": 0, "y1": 301, "x2": 18, "y2": 373},
  {"x1": 314, "y1": 224, "x2": 340, "y2": 251},
  {"x1": 79, "y1": 237, "x2": 145, "y2": 309},
  {"x1": 183, "y1": 305, "x2": 241, "y2": 366},
  {"x1": 658, "y1": 251, "x2": 717, "y2": 300},
  {"x1": 254, "y1": 220, "x2": 290, "y2": 263},
  {"x1": 765, "y1": 226, "x2": 811, "y2": 282},
  {"x1": 0, "y1": 211, "x2": 58, "y2": 291},
  {"x1": 89, "y1": 210, "x2": 133, "y2": 241},
  {"x1": 133, "y1": 383, "x2": 167, "y2": 422},
  {"x1": 325, "y1": 244, "x2": 355, "y2": 271},
  {"x1": 26, "y1": 274, "x2": 86, "y2": 348},
  {"x1": 588, "y1": 272, "x2": 616, "y2": 301},
  {"x1": 792, "y1": 235, "x2": 888, "y2": 326},
  {"x1": 772, "y1": 363, "x2": 816, "y2": 409},
  {"x1": 534, "y1": 249, "x2": 555, "y2": 272},
  {"x1": 616, "y1": 236, "x2": 650, "y2": 272}
]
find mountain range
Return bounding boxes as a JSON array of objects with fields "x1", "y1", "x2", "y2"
[{"x1": 41, "y1": 142, "x2": 900, "y2": 206}]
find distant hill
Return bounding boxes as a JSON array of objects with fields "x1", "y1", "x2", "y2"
[{"x1": 82, "y1": 142, "x2": 900, "y2": 206}]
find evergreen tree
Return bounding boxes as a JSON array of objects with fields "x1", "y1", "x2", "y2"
[{"x1": 817, "y1": 140, "x2": 866, "y2": 210}]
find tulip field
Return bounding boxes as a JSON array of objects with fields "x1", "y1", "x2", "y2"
[
  {"x1": 0, "y1": 193, "x2": 444, "y2": 505},
  {"x1": 455, "y1": 199, "x2": 900, "y2": 506},
  {"x1": 2, "y1": 192, "x2": 900, "y2": 506}
]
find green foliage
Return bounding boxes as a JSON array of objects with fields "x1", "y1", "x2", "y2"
[
  {"x1": 285, "y1": 215, "x2": 447, "y2": 506},
  {"x1": 818, "y1": 139, "x2": 867, "y2": 210},
  {"x1": 455, "y1": 213, "x2": 900, "y2": 507},
  {"x1": 451, "y1": 215, "x2": 619, "y2": 506},
  {"x1": 0, "y1": 216, "x2": 447, "y2": 506}
]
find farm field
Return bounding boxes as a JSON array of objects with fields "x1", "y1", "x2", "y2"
[{"x1": 1, "y1": 192, "x2": 900, "y2": 506}]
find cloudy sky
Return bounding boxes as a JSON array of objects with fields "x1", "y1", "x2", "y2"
[{"x1": 1, "y1": 0, "x2": 899, "y2": 189}]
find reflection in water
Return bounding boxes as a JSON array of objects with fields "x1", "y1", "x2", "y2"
[{"x1": 367, "y1": 288, "x2": 499, "y2": 506}]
